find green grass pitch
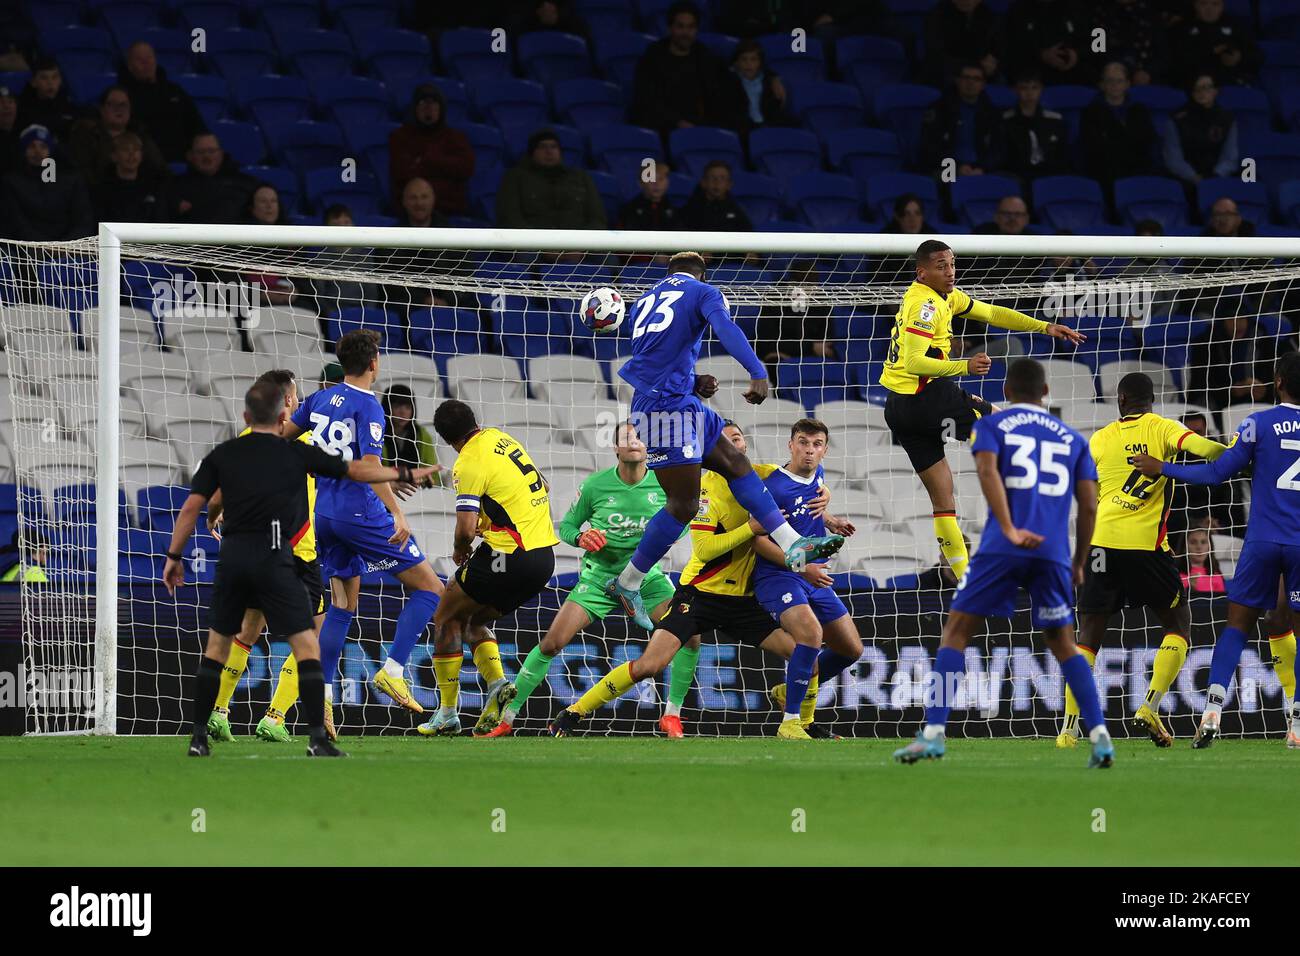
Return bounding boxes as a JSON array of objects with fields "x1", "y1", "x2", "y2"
[{"x1": 1, "y1": 736, "x2": 1294, "y2": 866}]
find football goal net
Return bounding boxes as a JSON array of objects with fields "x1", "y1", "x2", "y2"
[{"x1": 1, "y1": 224, "x2": 1297, "y2": 739}]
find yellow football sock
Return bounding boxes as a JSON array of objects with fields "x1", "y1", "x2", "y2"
[
  {"x1": 1063, "y1": 645, "x2": 1097, "y2": 719},
  {"x1": 267, "y1": 653, "x2": 299, "y2": 720},
  {"x1": 934, "y1": 512, "x2": 968, "y2": 580},
  {"x1": 216, "y1": 639, "x2": 252, "y2": 710},
  {"x1": 471, "y1": 638, "x2": 505, "y2": 686},
  {"x1": 433, "y1": 652, "x2": 463, "y2": 711},
  {"x1": 1269, "y1": 631, "x2": 1296, "y2": 703},
  {"x1": 1145, "y1": 633, "x2": 1188, "y2": 709},
  {"x1": 801, "y1": 673, "x2": 819, "y2": 725},
  {"x1": 573, "y1": 661, "x2": 636, "y2": 715}
]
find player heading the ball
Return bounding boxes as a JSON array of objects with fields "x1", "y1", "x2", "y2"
[{"x1": 607, "y1": 251, "x2": 845, "y2": 630}]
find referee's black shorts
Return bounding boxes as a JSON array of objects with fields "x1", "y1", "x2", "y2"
[
  {"x1": 247, "y1": 556, "x2": 326, "y2": 619},
  {"x1": 656, "y1": 585, "x2": 781, "y2": 648},
  {"x1": 455, "y1": 541, "x2": 555, "y2": 614},
  {"x1": 884, "y1": 379, "x2": 993, "y2": 473},
  {"x1": 209, "y1": 536, "x2": 315, "y2": 639},
  {"x1": 1076, "y1": 546, "x2": 1186, "y2": 618}
]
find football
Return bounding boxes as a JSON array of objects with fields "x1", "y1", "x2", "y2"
[{"x1": 579, "y1": 286, "x2": 625, "y2": 334}]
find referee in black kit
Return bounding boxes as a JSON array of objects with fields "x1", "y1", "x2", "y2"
[{"x1": 162, "y1": 379, "x2": 437, "y2": 757}]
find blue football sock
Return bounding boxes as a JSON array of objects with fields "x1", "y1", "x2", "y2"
[
  {"x1": 726, "y1": 469, "x2": 786, "y2": 534},
  {"x1": 816, "y1": 648, "x2": 857, "y2": 685},
  {"x1": 783, "y1": 644, "x2": 819, "y2": 719},
  {"x1": 627, "y1": 507, "x2": 688, "y2": 575},
  {"x1": 1060, "y1": 652, "x2": 1106, "y2": 733},
  {"x1": 319, "y1": 606, "x2": 354, "y2": 683},
  {"x1": 924, "y1": 646, "x2": 965, "y2": 729},
  {"x1": 1207, "y1": 626, "x2": 1249, "y2": 703},
  {"x1": 387, "y1": 590, "x2": 440, "y2": 666}
]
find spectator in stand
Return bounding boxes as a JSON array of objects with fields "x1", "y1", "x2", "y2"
[
  {"x1": 996, "y1": 70, "x2": 1069, "y2": 186},
  {"x1": 1096, "y1": 0, "x2": 1168, "y2": 85},
  {"x1": 69, "y1": 86, "x2": 166, "y2": 186},
  {"x1": 1163, "y1": 74, "x2": 1238, "y2": 188},
  {"x1": 1081, "y1": 61, "x2": 1157, "y2": 191},
  {"x1": 1201, "y1": 196, "x2": 1253, "y2": 238},
  {"x1": 919, "y1": 60, "x2": 1001, "y2": 178},
  {"x1": 496, "y1": 129, "x2": 605, "y2": 230},
  {"x1": 0, "y1": 529, "x2": 48, "y2": 583},
  {"x1": 382, "y1": 384, "x2": 441, "y2": 472},
  {"x1": 1005, "y1": 0, "x2": 1096, "y2": 86},
  {"x1": 241, "y1": 183, "x2": 296, "y2": 306},
  {"x1": 632, "y1": 2, "x2": 734, "y2": 140},
  {"x1": 91, "y1": 131, "x2": 167, "y2": 223},
  {"x1": 923, "y1": 0, "x2": 1001, "y2": 86},
  {"x1": 2, "y1": 124, "x2": 93, "y2": 240},
  {"x1": 1168, "y1": 411, "x2": 1244, "y2": 533},
  {"x1": 388, "y1": 83, "x2": 474, "y2": 217},
  {"x1": 391, "y1": 177, "x2": 467, "y2": 310},
  {"x1": 398, "y1": 176, "x2": 447, "y2": 228},
  {"x1": 679, "y1": 160, "x2": 752, "y2": 232},
  {"x1": 754, "y1": 258, "x2": 835, "y2": 381},
  {"x1": 515, "y1": 0, "x2": 589, "y2": 37},
  {"x1": 16, "y1": 57, "x2": 77, "y2": 142},
  {"x1": 1177, "y1": 528, "x2": 1226, "y2": 595},
  {"x1": 881, "y1": 193, "x2": 937, "y2": 234},
  {"x1": 726, "y1": 40, "x2": 791, "y2": 139},
  {"x1": 309, "y1": 203, "x2": 378, "y2": 317},
  {"x1": 1171, "y1": 0, "x2": 1261, "y2": 88},
  {"x1": 117, "y1": 41, "x2": 207, "y2": 163},
  {"x1": 0, "y1": 86, "x2": 18, "y2": 176},
  {"x1": 1187, "y1": 314, "x2": 1292, "y2": 410},
  {"x1": 973, "y1": 194, "x2": 1031, "y2": 235},
  {"x1": 616, "y1": 159, "x2": 679, "y2": 230},
  {"x1": 165, "y1": 131, "x2": 257, "y2": 224}
]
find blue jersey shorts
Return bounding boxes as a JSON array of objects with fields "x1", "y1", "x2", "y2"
[
  {"x1": 629, "y1": 391, "x2": 726, "y2": 470},
  {"x1": 950, "y1": 551, "x2": 1076, "y2": 629},
  {"x1": 316, "y1": 513, "x2": 426, "y2": 580},
  {"x1": 754, "y1": 571, "x2": 850, "y2": 625},
  {"x1": 1226, "y1": 539, "x2": 1300, "y2": 611}
]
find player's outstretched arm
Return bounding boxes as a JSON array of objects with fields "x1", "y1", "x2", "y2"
[
  {"x1": 1133, "y1": 426, "x2": 1255, "y2": 485},
  {"x1": 975, "y1": 450, "x2": 1043, "y2": 549},
  {"x1": 162, "y1": 492, "x2": 208, "y2": 594},
  {"x1": 964, "y1": 299, "x2": 1085, "y2": 346},
  {"x1": 1072, "y1": 478, "x2": 1099, "y2": 585},
  {"x1": 702, "y1": 294, "x2": 770, "y2": 403}
]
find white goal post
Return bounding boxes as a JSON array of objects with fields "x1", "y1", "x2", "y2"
[{"x1": 2, "y1": 223, "x2": 1297, "y2": 737}]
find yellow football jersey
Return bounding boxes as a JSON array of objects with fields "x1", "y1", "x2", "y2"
[
  {"x1": 452, "y1": 427, "x2": 559, "y2": 553},
  {"x1": 880, "y1": 281, "x2": 974, "y2": 394},
  {"x1": 1090, "y1": 413, "x2": 1200, "y2": 551},
  {"x1": 680, "y1": 463, "x2": 778, "y2": 597},
  {"x1": 240, "y1": 427, "x2": 317, "y2": 562}
]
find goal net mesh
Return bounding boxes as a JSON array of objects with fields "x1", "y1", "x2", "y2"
[{"x1": 1, "y1": 233, "x2": 1296, "y2": 738}]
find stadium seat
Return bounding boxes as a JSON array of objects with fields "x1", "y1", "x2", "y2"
[
  {"x1": 497, "y1": 308, "x2": 577, "y2": 359},
  {"x1": 1278, "y1": 180, "x2": 1300, "y2": 225},
  {"x1": 473, "y1": 79, "x2": 549, "y2": 130},
  {"x1": 1032, "y1": 175, "x2": 1105, "y2": 232},
  {"x1": 174, "y1": 74, "x2": 231, "y2": 125},
  {"x1": 445, "y1": 354, "x2": 527, "y2": 407},
  {"x1": 336, "y1": 5, "x2": 400, "y2": 44},
  {"x1": 824, "y1": 127, "x2": 902, "y2": 179},
  {"x1": 950, "y1": 175, "x2": 1022, "y2": 227},
  {"x1": 312, "y1": 76, "x2": 391, "y2": 129},
  {"x1": 1128, "y1": 84, "x2": 1185, "y2": 135},
  {"x1": 41, "y1": 26, "x2": 114, "y2": 74},
  {"x1": 260, "y1": 1, "x2": 322, "y2": 40},
  {"x1": 518, "y1": 31, "x2": 593, "y2": 83},
  {"x1": 378, "y1": 352, "x2": 442, "y2": 405},
  {"x1": 438, "y1": 28, "x2": 513, "y2": 83},
  {"x1": 134, "y1": 26, "x2": 194, "y2": 76},
  {"x1": 553, "y1": 78, "x2": 626, "y2": 128},
  {"x1": 1196, "y1": 177, "x2": 1268, "y2": 224},
  {"x1": 158, "y1": 395, "x2": 235, "y2": 459},
  {"x1": 1216, "y1": 86, "x2": 1273, "y2": 140},
  {"x1": 210, "y1": 120, "x2": 266, "y2": 167},
  {"x1": 326, "y1": 306, "x2": 405, "y2": 352},
  {"x1": 1222, "y1": 402, "x2": 1273, "y2": 440},
  {"x1": 408, "y1": 307, "x2": 482, "y2": 369},
  {"x1": 266, "y1": 120, "x2": 344, "y2": 169},
  {"x1": 872, "y1": 84, "x2": 941, "y2": 163},
  {"x1": 775, "y1": 359, "x2": 854, "y2": 410},
  {"x1": 730, "y1": 171, "x2": 782, "y2": 224},
  {"x1": 839, "y1": 35, "x2": 909, "y2": 91},
  {"x1": 175, "y1": 1, "x2": 242, "y2": 33},
  {"x1": 1113, "y1": 175, "x2": 1189, "y2": 231},
  {"x1": 1098, "y1": 360, "x2": 1178, "y2": 401},
  {"x1": 1040, "y1": 85, "x2": 1095, "y2": 142},
  {"x1": 501, "y1": 123, "x2": 585, "y2": 168},
  {"x1": 303, "y1": 166, "x2": 381, "y2": 216},
  {"x1": 593, "y1": 31, "x2": 655, "y2": 93},
  {"x1": 1242, "y1": 131, "x2": 1300, "y2": 200},
  {"x1": 234, "y1": 75, "x2": 312, "y2": 128},
  {"x1": 863, "y1": 172, "x2": 939, "y2": 222},
  {"x1": 748, "y1": 127, "x2": 822, "y2": 179},
  {"x1": 461, "y1": 123, "x2": 508, "y2": 174},
  {"x1": 590, "y1": 124, "x2": 663, "y2": 181},
  {"x1": 209, "y1": 29, "x2": 276, "y2": 78},
  {"x1": 1038, "y1": 359, "x2": 1097, "y2": 403},
  {"x1": 758, "y1": 33, "x2": 825, "y2": 85},
  {"x1": 791, "y1": 81, "x2": 864, "y2": 138},
  {"x1": 785, "y1": 172, "x2": 862, "y2": 228},
  {"x1": 669, "y1": 126, "x2": 744, "y2": 180}
]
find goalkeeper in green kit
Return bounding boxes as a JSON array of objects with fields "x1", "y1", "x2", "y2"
[{"x1": 476, "y1": 421, "x2": 700, "y2": 738}]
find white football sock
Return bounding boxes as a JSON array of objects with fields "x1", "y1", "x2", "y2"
[
  {"x1": 382, "y1": 657, "x2": 403, "y2": 678},
  {"x1": 663, "y1": 701, "x2": 681, "y2": 718},
  {"x1": 922, "y1": 724, "x2": 945, "y2": 740},
  {"x1": 771, "y1": 522, "x2": 801, "y2": 551},
  {"x1": 617, "y1": 563, "x2": 646, "y2": 590}
]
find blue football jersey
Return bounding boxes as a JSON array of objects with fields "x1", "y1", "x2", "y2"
[
  {"x1": 1162, "y1": 402, "x2": 1300, "y2": 544},
  {"x1": 970, "y1": 403, "x2": 1097, "y2": 567},
  {"x1": 618, "y1": 272, "x2": 766, "y2": 400},
  {"x1": 291, "y1": 383, "x2": 387, "y2": 521},
  {"x1": 753, "y1": 464, "x2": 827, "y2": 585}
]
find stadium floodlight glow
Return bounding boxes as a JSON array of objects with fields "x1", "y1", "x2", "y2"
[{"x1": 0, "y1": 222, "x2": 1294, "y2": 738}]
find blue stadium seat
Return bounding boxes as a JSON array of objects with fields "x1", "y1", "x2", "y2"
[
  {"x1": 408, "y1": 307, "x2": 482, "y2": 369},
  {"x1": 748, "y1": 126, "x2": 821, "y2": 179},
  {"x1": 260, "y1": 1, "x2": 322, "y2": 41},
  {"x1": 41, "y1": 26, "x2": 114, "y2": 63},
  {"x1": 336, "y1": 5, "x2": 399, "y2": 43},
  {"x1": 1039, "y1": 85, "x2": 1094, "y2": 142},
  {"x1": 669, "y1": 126, "x2": 744, "y2": 179},
  {"x1": 1113, "y1": 175, "x2": 1189, "y2": 230},
  {"x1": 1278, "y1": 180, "x2": 1300, "y2": 225},
  {"x1": 1032, "y1": 175, "x2": 1105, "y2": 232},
  {"x1": 518, "y1": 31, "x2": 593, "y2": 83},
  {"x1": 824, "y1": 127, "x2": 902, "y2": 179},
  {"x1": 587, "y1": 169, "x2": 626, "y2": 223},
  {"x1": 838, "y1": 35, "x2": 908, "y2": 90},
  {"x1": 1128, "y1": 84, "x2": 1184, "y2": 136},
  {"x1": 553, "y1": 78, "x2": 626, "y2": 128},
  {"x1": 786, "y1": 172, "x2": 861, "y2": 228},
  {"x1": 1261, "y1": 0, "x2": 1300, "y2": 41},
  {"x1": 1242, "y1": 131, "x2": 1300, "y2": 201},
  {"x1": 344, "y1": 119, "x2": 399, "y2": 161},
  {"x1": 382, "y1": 74, "x2": 468, "y2": 125},
  {"x1": 304, "y1": 166, "x2": 380, "y2": 216},
  {"x1": 695, "y1": 31, "x2": 739, "y2": 61},
  {"x1": 579, "y1": 0, "x2": 635, "y2": 32},
  {"x1": 355, "y1": 27, "x2": 432, "y2": 77},
  {"x1": 497, "y1": 307, "x2": 574, "y2": 359},
  {"x1": 327, "y1": 306, "x2": 405, "y2": 352},
  {"x1": 593, "y1": 31, "x2": 655, "y2": 94},
  {"x1": 730, "y1": 171, "x2": 781, "y2": 224},
  {"x1": 758, "y1": 33, "x2": 825, "y2": 85},
  {"x1": 173, "y1": 74, "x2": 230, "y2": 125},
  {"x1": 791, "y1": 81, "x2": 864, "y2": 138},
  {"x1": 776, "y1": 358, "x2": 853, "y2": 410},
  {"x1": 462, "y1": 122, "x2": 508, "y2": 172},
  {"x1": 311, "y1": 76, "x2": 391, "y2": 128},
  {"x1": 244, "y1": 165, "x2": 301, "y2": 214},
  {"x1": 234, "y1": 75, "x2": 312, "y2": 128},
  {"x1": 884, "y1": 0, "x2": 934, "y2": 56},
  {"x1": 864, "y1": 172, "x2": 939, "y2": 221},
  {"x1": 950, "y1": 174, "x2": 1021, "y2": 227},
  {"x1": 473, "y1": 78, "x2": 549, "y2": 130},
  {"x1": 208, "y1": 29, "x2": 276, "y2": 79},
  {"x1": 636, "y1": 0, "x2": 696, "y2": 31},
  {"x1": 65, "y1": 71, "x2": 119, "y2": 104},
  {"x1": 266, "y1": 120, "x2": 344, "y2": 169},
  {"x1": 1216, "y1": 86, "x2": 1273, "y2": 140},
  {"x1": 175, "y1": 1, "x2": 243, "y2": 33},
  {"x1": 137, "y1": 485, "x2": 189, "y2": 531},
  {"x1": 872, "y1": 84, "x2": 941, "y2": 163},
  {"x1": 1196, "y1": 177, "x2": 1269, "y2": 224},
  {"x1": 438, "y1": 28, "x2": 513, "y2": 83},
  {"x1": 590, "y1": 123, "x2": 663, "y2": 181},
  {"x1": 278, "y1": 29, "x2": 355, "y2": 80},
  {"x1": 98, "y1": 2, "x2": 165, "y2": 49}
]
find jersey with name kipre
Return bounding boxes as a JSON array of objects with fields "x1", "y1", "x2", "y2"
[{"x1": 292, "y1": 382, "x2": 386, "y2": 522}]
